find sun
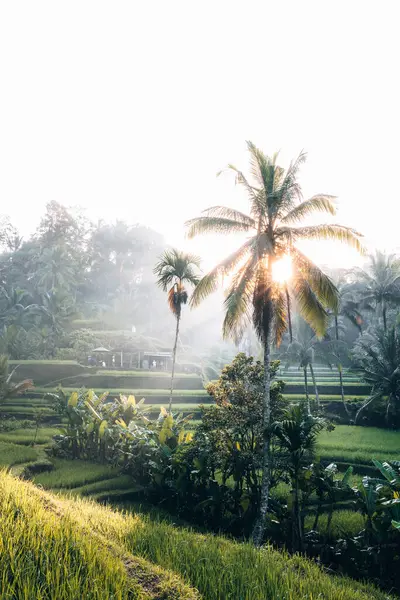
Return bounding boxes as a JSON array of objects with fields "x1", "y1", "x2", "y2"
[{"x1": 272, "y1": 254, "x2": 293, "y2": 284}]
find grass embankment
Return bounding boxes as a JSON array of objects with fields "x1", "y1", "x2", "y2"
[
  {"x1": 317, "y1": 425, "x2": 400, "y2": 465},
  {"x1": 0, "y1": 472, "x2": 197, "y2": 599},
  {"x1": 0, "y1": 440, "x2": 37, "y2": 467},
  {"x1": 0, "y1": 472, "x2": 392, "y2": 600},
  {"x1": 0, "y1": 427, "x2": 60, "y2": 445}
]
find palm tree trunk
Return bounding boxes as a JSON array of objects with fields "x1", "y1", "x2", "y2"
[
  {"x1": 335, "y1": 314, "x2": 339, "y2": 341},
  {"x1": 386, "y1": 393, "x2": 393, "y2": 427},
  {"x1": 383, "y1": 304, "x2": 387, "y2": 331},
  {"x1": 309, "y1": 363, "x2": 319, "y2": 410},
  {"x1": 286, "y1": 286, "x2": 292, "y2": 343},
  {"x1": 338, "y1": 364, "x2": 350, "y2": 421},
  {"x1": 169, "y1": 311, "x2": 181, "y2": 413},
  {"x1": 252, "y1": 312, "x2": 273, "y2": 547},
  {"x1": 304, "y1": 367, "x2": 310, "y2": 414}
]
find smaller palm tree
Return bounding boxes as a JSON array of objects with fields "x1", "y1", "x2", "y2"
[
  {"x1": 357, "y1": 252, "x2": 400, "y2": 331},
  {"x1": 352, "y1": 326, "x2": 400, "y2": 426},
  {"x1": 154, "y1": 249, "x2": 200, "y2": 412},
  {"x1": 327, "y1": 279, "x2": 362, "y2": 420},
  {"x1": 284, "y1": 318, "x2": 325, "y2": 413}
]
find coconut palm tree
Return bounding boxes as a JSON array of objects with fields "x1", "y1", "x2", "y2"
[
  {"x1": 186, "y1": 141, "x2": 363, "y2": 545},
  {"x1": 328, "y1": 280, "x2": 363, "y2": 420},
  {"x1": 154, "y1": 249, "x2": 200, "y2": 412},
  {"x1": 353, "y1": 326, "x2": 400, "y2": 426},
  {"x1": 356, "y1": 252, "x2": 400, "y2": 331},
  {"x1": 284, "y1": 318, "x2": 325, "y2": 414}
]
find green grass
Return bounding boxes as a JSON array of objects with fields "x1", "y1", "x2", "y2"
[
  {"x1": 3, "y1": 472, "x2": 386, "y2": 600},
  {"x1": 0, "y1": 473, "x2": 197, "y2": 599},
  {"x1": 67, "y1": 474, "x2": 139, "y2": 497},
  {"x1": 0, "y1": 427, "x2": 60, "y2": 445},
  {"x1": 282, "y1": 394, "x2": 368, "y2": 401},
  {"x1": 304, "y1": 510, "x2": 365, "y2": 541},
  {"x1": 99, "y1": 370, "x2": 200, "y2": 378},
  {"x1": 0, "y1": 440, "x2": 38, "y2": 466},
  {"x1": 317, "y1": 425, "x2": 400, "y2": 465},
  {"x1": 33, "y1": 387, "x2": 207, "y2": 395},
  {"x1": 33, "y1": 459, "x2": 121, "y2": 489},
  {"x1": 0, "y1": 406, "x2": 55, "y2": 415}
]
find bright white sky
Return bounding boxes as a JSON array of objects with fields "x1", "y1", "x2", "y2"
[{"x1": 0, "y1": 1, "x2": 399, "y2": 271}]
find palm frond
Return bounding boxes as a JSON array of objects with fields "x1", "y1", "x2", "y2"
[
  {"x1": 289, "y1": 224, "x2": 365, "y2": 253},
  {"x1": 154, "y1": 248, "x2": 201, "y2": 290},
  {"x1": 292, "y1": 276, "x2": 328, "y2": 338},
  {"x1": 201, "y1": 206, "x2": 255, "y2": 228},
  {"x1": 291, "y1": 248, "x2": 339, "y2": 312},
  {"x1": 217, "y1": 166, "x2": 262, "y2": 208},
  {"x1": 274, "y1": 289, "x2": 287, "y2": 346},
  {"x1": 190, "y1": 237, "x2": 256, "y2": 308},
  {"x1": 186, "y1": 216, "x2": 253, "y2": 239},
  {"x1": 222, "y1": 256, "x2": 257, "y2": 342},
  {"x1": 281, "y1": 195, "x2": 336, "y2": 224}
]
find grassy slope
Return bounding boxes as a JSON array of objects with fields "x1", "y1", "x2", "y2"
[
  {"x1": 0, "y1": 473, "x2": 197, "y2": 600},
  {"x1": 0, "y1": 440, "x2": 37, "y2": 466},
  {"x1": 0, "y1": 472, "x2": 392, "y2": 600}
]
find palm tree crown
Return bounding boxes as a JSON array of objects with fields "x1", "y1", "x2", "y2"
[
  {"x1": 356, "y1": 251, "x2": 400, "y2": 331},
  {"x1": 187, "y1": 142, "x2": 363, "y2": 346},
  {"x1": 154, "y1": 249, "x2": 201, "y2": 317}
]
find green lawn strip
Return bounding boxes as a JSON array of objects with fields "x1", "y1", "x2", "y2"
[
  {"x1": 65, "y1": 474, "x2": 137, "y2": 497},
  {"x1": 0, "y1": 427, "x2": 60, "y2": 446},
  {"x1": 32, "y1": 387, "x2": 207, "y2": 396},
  {"x1": 0, "y1": 440, "x2": 38, "y2": 466},
  {"x1": 9, "y1": 360, "x2": 79, "y2": 365},
  {"x1": 304, "y1": 509, "x2": 365, "y2": 541},
  {"x1": 99, "y1": 370, "x2": 200, "y2": 378},
  {"x1": 318, "y1": 425, "x2": 400, "y2": 453},
  {"x1": 282, "y1": 394, "x2": 369, "y2": 401},
  {"x1": 0, "y1": 406, "x2": 55, "y2": 416},
  {"x1": 33, "y1": 459, "x2": 121, "y2": 489}
]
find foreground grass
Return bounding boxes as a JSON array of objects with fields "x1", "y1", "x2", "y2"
[
  {"x1": 2, "y1": 472, "x2": 392, "y2": 600},
  {"x1": 70, "y1": 491, "x2": 392, "y2": 600},
  {"x1": 0, "y1": 472, "x2": 197, "y2": 599}
]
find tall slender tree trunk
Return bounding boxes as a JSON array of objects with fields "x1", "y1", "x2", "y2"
[
  {"x1": 252, "y1": 312, "x2": 273, "y2": 546},
  {"x1": 338, "y1": 364, "x2": 350, "y2": 421},
  {"x1": 169, "y1": 310, "x2": 181, "y2": 413},
  {"x1": 383, "y1": 304, "x2": 387, "y2": 332},
  {"x1": 304, "y1": 367, "x2": 310, "y2": 414},
  {"x1": 286, "y1": 286, "x2": 292, "y2": 343},
  {"x1": 309, "y1": 363, "x2": 319, "y2": 410}
]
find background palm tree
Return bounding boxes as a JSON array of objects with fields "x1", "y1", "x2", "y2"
[
  {"x1": 186, "y1": 141, "x2": 363, "y2": 545},
  {"x1": 284, "y1": 318, "x2": 325, "y2": 413},
  {"x1": 154, "y1": 249, "x2": 200, "y2": 412},
  {"x1": 356, "y1": 251, "x2": 400, "y2": 331},
  {"x1": 327, "y1": 279, "x2": 363, "y2": 420},
  {"x1": 352, "y1": 326, "x2": 400, "y2": 426}
]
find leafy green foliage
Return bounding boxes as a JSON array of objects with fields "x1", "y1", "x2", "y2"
[{"x1": 352, "y1": 326, "x2": 400, "y2": 425}]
